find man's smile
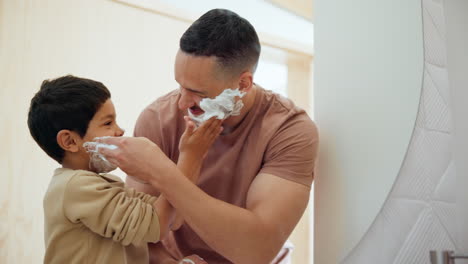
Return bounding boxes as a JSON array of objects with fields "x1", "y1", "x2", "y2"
[{"x1": 189, "y1": 105, "x2": 205, "y2": 116}]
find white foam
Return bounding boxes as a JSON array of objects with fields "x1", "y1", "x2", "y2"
[
  {"x1": 83, "y1": 141, "x2": 118, "y2": 173},
  {"x1": 188, "y1": 88, "x2": 246, "y2": 126}
]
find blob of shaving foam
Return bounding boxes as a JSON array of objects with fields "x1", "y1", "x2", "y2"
[
  {"x1": 179, "y1": 259, "x2": 196, "y2": 264},
  {"x1": 83, "y1": 141, "x2": 118, "y2": 173},
  {"x1": 188, "y1": 88, "x2": 246, "y2": 126}
]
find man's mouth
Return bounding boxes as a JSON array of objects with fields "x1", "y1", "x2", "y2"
[{"x1": 189, "y1": 106, "x2": 205, "y2": 116}]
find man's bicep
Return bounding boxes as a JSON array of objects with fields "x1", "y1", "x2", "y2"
[
  {"x1": 126, "y1": 175, "x2": 161, "y2": 196},
  {"x1": 261, "y1": 118, "x2": 318, "y2": 186},
  {"x1": 246, "y1": 173, "x2": 310, "y2": 242}
]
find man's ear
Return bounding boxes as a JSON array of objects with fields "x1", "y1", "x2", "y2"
[
  {"x1": 56, "y1": 130, "x2": 80, "y2": 153},
  {"x1": 238, "y1": 71, "x2": 253, "y2": 93}
]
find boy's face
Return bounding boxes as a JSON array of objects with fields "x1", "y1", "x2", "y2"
[{"x1": 74, "y1": 99, "x2": 124, "y2": 170}]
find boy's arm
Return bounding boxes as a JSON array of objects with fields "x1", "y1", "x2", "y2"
[
  {"x1": 124, "y1": 187, "x2": 159, "y2": 202},
  {"x1": 63, "y1": 173, "x2": 160, "y2": 246},
  {"x1": 170, "y1": 154, "x2": 202, "y2": 230},
  {"x1": 151, "y1": 117, "x2": 222, "y2": 237},
  {"x1": 121, "y1": 159, "x2": 197, "y2": 242},
  {"x1": 121, "y1": 147, "x2": 205, "y2": 240}
]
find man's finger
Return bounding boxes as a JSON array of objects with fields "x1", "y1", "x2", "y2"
[
  {"x1": 94, "y1": 136, "x2": 125, "y2": 146},
  {"x1": 97, "y1": 145, "x2": 119, "y2": 161}
]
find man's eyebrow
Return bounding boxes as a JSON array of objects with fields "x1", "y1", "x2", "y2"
[{"x1": 185, "y1": 87, "x2": 207, "y2": 95}]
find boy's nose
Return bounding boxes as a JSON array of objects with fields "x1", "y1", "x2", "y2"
[{"x1": 116, "y1": 126, "x2": 125, "y2": 137}]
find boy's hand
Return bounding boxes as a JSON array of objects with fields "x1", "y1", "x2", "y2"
[{"x1": 179, "y1": 116, "x2": 223, "y2": 159}]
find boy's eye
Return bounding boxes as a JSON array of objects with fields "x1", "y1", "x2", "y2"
[{"x1": 104, "y1": 121, "x2": 112, "y2": 126}]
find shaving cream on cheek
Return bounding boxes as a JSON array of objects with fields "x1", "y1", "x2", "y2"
[
  {"x1": 188, "y1": 88, "x2": 246, "y2": 126},
  {"x1": 83, "y1": 141, "x2": 118, "y2": 173}
]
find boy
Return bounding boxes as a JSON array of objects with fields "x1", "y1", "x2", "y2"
[{"x1": 27, "y1": 75, "x2": 221, "y2": 264}]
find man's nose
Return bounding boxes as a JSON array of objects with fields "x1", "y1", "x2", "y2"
[{"x1": 179, "y1": 90, "x2": 197, "y2": 110}]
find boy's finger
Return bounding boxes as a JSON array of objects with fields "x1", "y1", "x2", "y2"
[
  {"x1": 184, "y1": 116, "x2": 196, "y2": 135},
  {"x1": 197, "y1": 116, "x2": 217, "y2": 132},
  {"x1": 205, "y1": 123, "x2": 222, "y2": 145},
  {"x1": 187, "y1": 121, "x2": 196, "y2": 134},
  {"x1": 208, "y1": 119, "x2": 223, "y2": 135}
]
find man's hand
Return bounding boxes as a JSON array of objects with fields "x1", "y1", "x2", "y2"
[{"x1": 96, "y1": 136, "x2": 176, "y2": 188}]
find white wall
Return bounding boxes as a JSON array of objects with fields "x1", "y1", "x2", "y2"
[
  {"x1": 313, "y1": 0, "x2": 423, "y2": 263},
  {"x1": 444, "y1": 0, "x2": 468, "y2": 253}
]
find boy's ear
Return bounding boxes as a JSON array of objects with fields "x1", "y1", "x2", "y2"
[{"x1": 56, "y1": 130, "x2": 80, "y2": 153}]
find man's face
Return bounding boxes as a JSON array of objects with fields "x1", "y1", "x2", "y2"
[
  {"x1": 77, "y1": 99, "x2": 124, "y2": 164},
  {"x1": 175, "y1": 50, "x2": 236, "y2": 117}
]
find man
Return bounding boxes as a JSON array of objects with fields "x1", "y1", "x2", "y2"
[{"x1": 98, "y1": 8, "x2": 318, "y2": 264}]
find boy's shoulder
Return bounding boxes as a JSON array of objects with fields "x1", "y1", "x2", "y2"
[
  {"x1": 44, "y1": 168, "x2": 126, "y2": 212},
  {"x1": 48, "y1": 168, "x2": 123, "y2": 193}
]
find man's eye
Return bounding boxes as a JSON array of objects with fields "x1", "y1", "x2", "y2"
[{"x1": 104, "y1": 121, "x2": 112, "y2": 126}]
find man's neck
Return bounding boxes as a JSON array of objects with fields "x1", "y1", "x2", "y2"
[{"x1": 221, "y1": 85, "x2": 258, "y2": 134}]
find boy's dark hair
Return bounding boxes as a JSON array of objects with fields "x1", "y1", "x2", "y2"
[
  {"x1": 180, "y1": 9, "x2": 261, "y2": 77},
  {"x1": 27, "y1": 75, "x2": 111, "y2": 163}
]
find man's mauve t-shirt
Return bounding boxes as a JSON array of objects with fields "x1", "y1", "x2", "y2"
[{"x1": 133, "y1": 86, "x2": 319, "y2": 263}]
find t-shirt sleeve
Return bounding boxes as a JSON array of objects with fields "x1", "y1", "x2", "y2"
[
  {"x1": 63, "y1": 173, "x2": 160, "y2": 246},
  {"x1": 260, "y1": 114, "x2": 319, "y2": 187},
  {"x1": 134, "y1": 105, "x2": 164, "y2": 150}
]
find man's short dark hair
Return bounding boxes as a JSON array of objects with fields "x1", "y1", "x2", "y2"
[
  {"x1": 27, "y1": 75, "x2": 111, "y2": 163},
  {"x1": 180, "y1": 9, "x2": 261, "y2": 77}
]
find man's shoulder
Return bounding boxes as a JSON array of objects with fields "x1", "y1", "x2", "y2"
[
  {"x1": 134, "y1": 90, "x2": 183, "y2": 151},
  {"x1": 134, "y1": 89, "x2": 182, "y2": 135},
  {"x1": 258, "y1": 87, "x2": 316, "y2": 134},
  {"x1": 143, "y1": 89, "x2": 180, "y2": 115}
]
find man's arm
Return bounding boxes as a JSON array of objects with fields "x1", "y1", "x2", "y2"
[
  {"x1": 155, "y1": 171, "x2": 310, "y2": 264},
  {"x1": 127, "y1": 118, "x2": 221, "y2": 240},
  {"x1": 96, "y1": 115, "x2": 317, "y2": 263},
  {"x1": 143, "y1": 154, "x2": 203, "y2": 239}
]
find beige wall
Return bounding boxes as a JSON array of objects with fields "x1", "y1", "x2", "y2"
[
  {"x1": 0, "y1": 0, "x2": 313, "y2": 263},
  {"x1": 267, "y1": 0, "x2": 313, "y2": 21},
  {"x1": 0, "y1": 0, "x2": 187, "y2": 262}
]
